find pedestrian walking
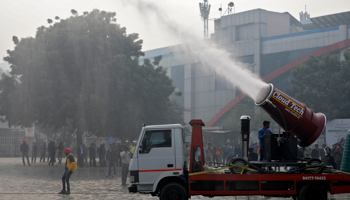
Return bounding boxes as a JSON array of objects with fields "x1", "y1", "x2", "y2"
[
  {"x1": 48, "y1": 142, "x2": 57, "y2": 166},
  {"x1": 59, "y1": 148, "x2": 77, "y2": 195},
  {"x1": 106, "y1": 144, "x2": 118, "y2": 177},
  {"x1": 88, "y1": 143, "x2": 96, "y2": 167},
  {"x1": 120, "y1": 145, "x2": 132, "y2": 186},
  {"x1": 40, "y1": 142, "x2": 46, "y2": 162},
  {"x1": 57, "y1": 142, "x2": 64, "y2": 165},
  {"x1": 31, "y1": 142, "x2": 38, "y2": 163},
  {"x1": 20, "y1": 140, "x2": 31, "y2": 166}
]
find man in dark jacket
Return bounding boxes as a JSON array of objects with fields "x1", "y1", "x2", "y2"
[
  {"x1": 311, "y1": 144, "x2": 320, "y2": 159},
  {"x1": 332, "y1": 144, "x2": 343, "y2": 170},
  {"x1": 106, "y1": 144, "x2": 118, "y2": 177},
  {"x1": 20, "y1": 140, "x2": 31, "y2": 166},
  {"x1": 40, "y1": 142, "x2": 46, "y2": 162},
  {"x1": 325, "y1": 147, "x2": 337, "y2": 169},
  {"x1": 88, "y1": 143, "x2": 96, "y2": 167}
]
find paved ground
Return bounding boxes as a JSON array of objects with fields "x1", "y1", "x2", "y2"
[{"x1": 0, "y1": 158, "x2": 348, "y2": 200}]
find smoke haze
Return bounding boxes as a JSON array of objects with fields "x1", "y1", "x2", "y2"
[{"x1": 121, "y1": 0, "x2": 267, "y2": 100}]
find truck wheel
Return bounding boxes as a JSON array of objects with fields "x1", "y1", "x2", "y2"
[
  {"x1": 305, "y1": 159, "x2": 323, "y2": 174},
  {"x1": 298, "y1": 183, "x2": 327, "y2": 200},
  {"x1": 159, "y1": 183, "x2": 187, "y2": 200},
  {"x1": 229, "y1": 158, "x2": 248, "y2": 174}
]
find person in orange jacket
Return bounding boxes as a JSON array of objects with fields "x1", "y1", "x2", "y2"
[{"x1": 59, "y1": 148, "x2": 77, "y2": 195}]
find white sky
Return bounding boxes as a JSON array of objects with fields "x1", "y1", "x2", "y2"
[{"x1": 1, "y1": 0, "x2": 350, "y2": 61}]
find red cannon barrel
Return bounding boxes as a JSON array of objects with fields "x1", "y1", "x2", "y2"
[{"x1": 255, "y1": 83, "x2": 326, "y2": 147}]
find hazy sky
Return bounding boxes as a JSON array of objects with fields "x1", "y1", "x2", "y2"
[{"x1": 1, "y1": 0, "x2": 350, "y2": 62}]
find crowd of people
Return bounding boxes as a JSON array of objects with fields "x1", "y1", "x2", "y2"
[
  {"x1": 195, "y1": 142, "x2": 259, "y2": 166},
  {"x1": 309, "y1": 139, "x2": 346, "y2": 170},
  {"x1": 193, "y1": 120, "x2": 346, "y2": 170},
  {"x1": 19, "y1": 140, "x2": 135, "y2": 186}
]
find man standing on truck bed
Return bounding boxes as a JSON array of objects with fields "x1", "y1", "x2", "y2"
[{"x1": 258, "y1": 121, "x2": 274, "y2": 161}]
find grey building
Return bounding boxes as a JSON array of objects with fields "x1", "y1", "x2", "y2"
[{"x1": 140, "y1": 9, "x2": 350, "y2": 128}]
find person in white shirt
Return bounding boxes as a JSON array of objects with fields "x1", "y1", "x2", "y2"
[{"x1": 120, "y1": 146, "x2": 132, "y2": 186}]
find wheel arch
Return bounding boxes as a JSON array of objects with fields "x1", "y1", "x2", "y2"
[
  {"x1": 296, "y1": 181, "x2": 331, "y2": 195},
  {"x1": 154, "y1": 176, "x2": 188, "y2": 195}
]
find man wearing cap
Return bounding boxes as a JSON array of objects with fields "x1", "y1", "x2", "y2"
[{"x1": 59, "y1": 148, "x2": 77, "y2": 195}]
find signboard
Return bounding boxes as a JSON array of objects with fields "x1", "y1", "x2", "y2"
[
  {"x1": 326, "y1": 119, "x2": 350, "y2": 146},
  {"x1": 19, "y1": 138, "x2": 29, "y2": 143},
  {"x1": 25, "y1": 125, "x2": 35, "y2": 137}
]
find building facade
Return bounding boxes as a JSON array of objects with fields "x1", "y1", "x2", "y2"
[{"x1": 140, "y1": 9, "x2": 350, "y2": 129}]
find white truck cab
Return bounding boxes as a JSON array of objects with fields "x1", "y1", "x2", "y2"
[{"x1": 128, "y1": 124, "x2": 188, "y2": 198}]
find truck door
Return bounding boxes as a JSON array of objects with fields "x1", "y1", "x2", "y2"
[{"x1": 138, "y1": 129, "x2": 176, "y2": 188}]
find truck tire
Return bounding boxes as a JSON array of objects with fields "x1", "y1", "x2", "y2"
[
  {"x1": 305, "y1": 159, "x2": 323, "y2": 174},
  {"x1": 298, "y1": 183, "x2": 327, "y2": 200},
  {"x1": 159, "y1": 183, "x2": 188, "y2": 200},
  {"x1": 229, "y1": 158, "x2": 248, "y2": 174}
]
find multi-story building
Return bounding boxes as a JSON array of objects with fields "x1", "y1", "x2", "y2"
[{"x1": 140, "y1": 9, "x2": 350, "y2": 131}]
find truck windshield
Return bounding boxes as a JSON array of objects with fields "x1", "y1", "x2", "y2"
[{"x1": 140, "y1": 129, "x2": 171, "y2": 154}]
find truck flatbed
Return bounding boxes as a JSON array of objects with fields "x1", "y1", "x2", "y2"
[{"x1": 189, "y1": 173, "x2": 350, "y2": 197}]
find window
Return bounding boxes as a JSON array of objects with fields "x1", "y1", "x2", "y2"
[{"x1": 140, "y1": 130, "x2": 172, "y2": 154}]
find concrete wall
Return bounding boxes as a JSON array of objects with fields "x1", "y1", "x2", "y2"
[
  {"x1": 266, "y1": 12, "x2": 290, "y2": 37},
  {"x1": 262, "y1": 26, "x2": 343, "y2": 54}
]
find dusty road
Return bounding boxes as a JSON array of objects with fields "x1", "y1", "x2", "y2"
[{"x1": 0, "y1": 157, "x2": 348, "y2": 200}]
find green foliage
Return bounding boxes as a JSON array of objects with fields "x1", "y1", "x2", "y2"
[
  {"x1": 1, "y1": 9, "x2": 183, "y2": 143},
  {"x1": 71, "y1": 9, "x2": 78, "y2": 15},
  {"x1": 12, "y1": 36, "x2": 19, "y2": 45},
  {"x1": 286, "y1": 51, "x2": 350, "y2": 120}
]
